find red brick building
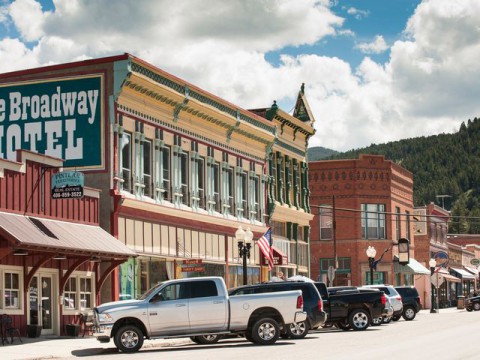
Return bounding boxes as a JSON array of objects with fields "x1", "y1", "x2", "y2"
[{"x1": 309, "y1": 154, "x2": 428, "y2": 286}]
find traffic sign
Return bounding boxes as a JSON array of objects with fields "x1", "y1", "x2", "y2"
[
  {"x1": 431, "y1": 273, "x2": 444, "y2": 288},
  {"x1": 327, "y1": 266, "x2": 336, "y2": 282}
]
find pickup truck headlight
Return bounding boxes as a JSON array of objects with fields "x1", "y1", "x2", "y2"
[{"x1": 97, "y1": 313, "x2": 114, "y2": 323}]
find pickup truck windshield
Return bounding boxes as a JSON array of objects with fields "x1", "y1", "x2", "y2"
[{"x1": 138, "y1": 283, "x2": 164, "y2": 300}]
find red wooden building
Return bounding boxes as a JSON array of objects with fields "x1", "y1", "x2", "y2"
[{"x1": 0, "y1": 150, "x2": 134, "y2": 337}]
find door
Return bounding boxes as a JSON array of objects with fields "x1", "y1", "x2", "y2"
[
  {"x1": 147, "y1": 282, "x2": 190, "y2": 336},
  {"x1": 29, "y1": 274, "x2": 55, "y2": 335},
  {"x1": 188, "y1": 280, "x2": 227, "y2": 331}
]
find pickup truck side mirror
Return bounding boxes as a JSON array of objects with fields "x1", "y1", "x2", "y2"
[{"x1": 150, "y1": 293, "x2": 165, "y2": 303}]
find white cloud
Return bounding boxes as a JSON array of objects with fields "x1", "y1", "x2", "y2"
[
  {"x1": 8, "y1": 0, "x2": 47, "y2": 42},
  {"x1": 346, "y1": 6, "x2": 369, "y2": 20},
  {"x1": 1, "y1": 0, "x2": 480, "y2": 152},
  {"x1": 355, "y1": 35, "x2": 388, "y2": 54}
]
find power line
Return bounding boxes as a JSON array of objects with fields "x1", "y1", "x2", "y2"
[{"x1": 311, "y1": 204, "x2": 480, "y2": 222}]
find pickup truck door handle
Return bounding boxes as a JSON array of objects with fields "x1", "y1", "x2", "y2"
[
  {"x1": 176, "y1": 303, "x2": 186, "y2": 307},
  {"x1": 213, "y1": 300, "x2": 223, "y2": 304}
]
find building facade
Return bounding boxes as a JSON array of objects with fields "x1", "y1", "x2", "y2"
[
  {"x1": 0, "y1": 54, "x2": 315, "y2": 311},
  {"x1": 0, "y1": 151, "x2": 134, "y2": 337},
  {"x1": 309, "y1": 154, "x2": 429, "y2": 287}
]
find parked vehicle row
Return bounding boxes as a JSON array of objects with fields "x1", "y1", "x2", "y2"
[{"x1": 93, "y1": 276, "x2": 422, "y2": 353}]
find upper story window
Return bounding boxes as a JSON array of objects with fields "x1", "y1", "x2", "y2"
[
  {"x1": 249, "y1": 170, "x2": 261, "y2": 222},
  {"x1": 361, "y1": 204, "x2": 386, "y2": 239},
  {"x1": 142, "y1": 139, "x2": 152, "y2": 197},
  {"x1": 120, "y1": 132, "x2": 132, "y2": 192},
  {"x1": 319, "y1": 206, "x2": 333, "y2": 240},
  {"x1": 271, "y1": 220, "x2": 286, "y2": 238},
  {"x1": 395, "y1": 206, "x2": 401, "y2": 240},
  {"x1": 179, "y1": 151, "x2": 189, "y2": 205},
  {"x1": 270, "y1": 152, "x2": 277, "y2": 202},
  {"x1": 405, "y1": 210, "x2": 411, "y2": 240},
  {"x1": 162, "y1": 145, "x2": 171, "y2": 201}
]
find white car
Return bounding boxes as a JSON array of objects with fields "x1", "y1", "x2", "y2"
[{"x1": 361, "y1": 285, "x2": 403, "y2": 321}]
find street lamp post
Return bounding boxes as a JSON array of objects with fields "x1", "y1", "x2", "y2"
[
  {"x1": 366, "y1": 246, "x2": 377, "y2": 285},
  {"x1": 429, "y1": 258, "x2": 437, "y2": 313},
  {"x1": 237, "y1": 226, "x2": 253, "y2": 285}
]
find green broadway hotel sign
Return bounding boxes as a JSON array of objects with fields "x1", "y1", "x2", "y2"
[{"x1": 0, "y1": 75, "x2": 104, "y2": 169}]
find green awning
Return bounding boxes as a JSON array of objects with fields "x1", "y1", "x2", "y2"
[{"x1": 394, "y1": 256, "x2": 431, "y2": 275}]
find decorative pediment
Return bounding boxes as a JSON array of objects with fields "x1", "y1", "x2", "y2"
[{"x1": 293, "y1": 83, "x2": 315, "y2": 125}]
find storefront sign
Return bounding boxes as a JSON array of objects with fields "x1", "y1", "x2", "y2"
[
  {"x1": 470, "y1": 258, "x2": 480, "y2": 266},
  {"x1": 183, "y1": 259, "x2": 203, "y2": 265},
  {"x1": 51, "y1": 171, "x2": 84, "y2": 199},
  {"x1": 0, "y1": 75, "x2": 104, "y2": 170},
  {"x1": 182, "y1": 266, "x2": 204, "y2": 272}
]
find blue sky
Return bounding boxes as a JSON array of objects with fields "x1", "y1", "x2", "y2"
[
  {"x1": 266, "y1": 0, "x2": 421, "y2": 69},
  {"x1": 0, "y1": 0, "x2": 479, "y2": 152}
]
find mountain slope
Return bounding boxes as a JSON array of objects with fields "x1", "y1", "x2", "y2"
[{"x1": 310, "y1": 118, "x2": 480, "y2": 233}]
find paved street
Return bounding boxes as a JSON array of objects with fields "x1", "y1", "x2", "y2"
[{"x1": 1, "y1": 308, "x2": 478, "y2": 360}]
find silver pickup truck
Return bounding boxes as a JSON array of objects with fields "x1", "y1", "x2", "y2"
[{"x1": 94, "y1": 276, "x2": 307, "y2": 352}]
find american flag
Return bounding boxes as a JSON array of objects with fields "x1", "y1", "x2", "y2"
[{"x1": 257, "y1": 228, "x2": 274, "y2": 271}]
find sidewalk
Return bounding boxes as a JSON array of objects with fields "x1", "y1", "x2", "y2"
[{"x1": 0, "y1": 334, "x2": 191, "y2": 360}]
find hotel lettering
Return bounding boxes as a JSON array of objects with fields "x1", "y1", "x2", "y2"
[{"x1": 0, "y1": 75, "x2": 103, "y2": 169}]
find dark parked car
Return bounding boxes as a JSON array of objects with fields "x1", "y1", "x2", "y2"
[
  {"x1": 395, "y1": 286, "x2": 421, "y2": 320},
  {"x1": 229, "y1": 281, "x2": 326, "y2": 339},
  {"x1": 314, "y1": 283, "x2": 386, "y2": 331},
  {"x1": 465, "y1": 294, "x2": 480, "y2": 311}
]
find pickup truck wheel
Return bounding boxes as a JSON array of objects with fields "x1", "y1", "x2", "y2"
[
  {"x1": 251, "y1": 318, "x2": 280, "y2": 345},
  {"x1": 114, "y1": 325, "x2": 144, "y2": 353},
  {"x1": 473, "y1": 302, "x2": 480, "y2": 311},
  {"x1": 402, "y1": 306, "x2": 416, "y2": 321},
  {"x1": 348, "y1": 309, "x2": 370, "y2": 331},
  {"x1": 285, "y1": 321, "x2": 309, "y2": 339},
  {"x1": 392, "y1": 315, "x2": 401, "y2": 321},
  {"x1": 190, "y1": 335, "x2": 222, "y2": 344}
]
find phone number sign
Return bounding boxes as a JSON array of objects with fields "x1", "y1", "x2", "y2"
[{"x1": 51, "y1": 171, "x2": 84, "y2": 199}]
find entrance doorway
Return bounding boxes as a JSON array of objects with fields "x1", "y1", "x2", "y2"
[{"x1": 29, "y1": 274, "x2": 56, "y2": 335}]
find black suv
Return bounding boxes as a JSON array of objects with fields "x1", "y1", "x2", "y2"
[
  {"x1": 395, "y1": 286, "x2": 421, "y2": 320},
  {"x1": 229, "y1": 281, "x2": 326, "y2": 339}
]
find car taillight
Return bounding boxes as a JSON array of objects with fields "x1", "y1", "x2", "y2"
[
  {"x1": 396, "y1": 296, "x2": 402, "y2": 301},
  {"x1": 381, "y1": 294, "x2": 387, "y2": 305},
  {"x1": 318, "y1": 299, "x2": 323, "y2": 312},
  {"x1": 296, "y1": 295, "x2": 304, "y2": 309}
]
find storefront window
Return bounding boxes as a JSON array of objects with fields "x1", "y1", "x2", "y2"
[
  {"x1": 79, "y1": 278, "x2": 92, "y2": 310},
  {"x1": 64, "y1": 277, "x2": 76, "y2": 309},
  {"x1": 4, "y1": 272, "x2": 20, "y2": 309}
]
